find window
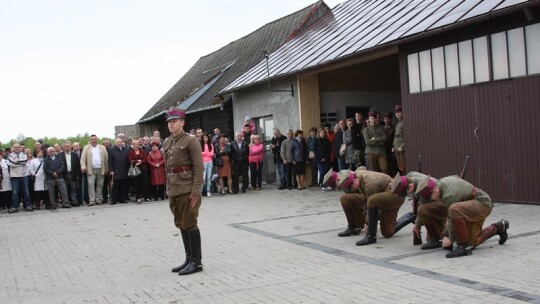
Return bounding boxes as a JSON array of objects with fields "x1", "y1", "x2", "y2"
[
  {"x1": 445, "y1": 44, "x2": 460, "y2": 87},
  {"x1": 491, "y1": 32, "x2": 509, "y2": 80},
  {"x1": 419, "y1": 50, "x2": 433, "y2": 91},
  {"x1": 407, "y1": 53, "x2": 420, "y2": 93},
  {"x1": 525, "y1": 23, "x2": 540, "y2": 74},
  {"x1": 507, "y1": 27, "x2": 526, "y2": 77},
  {"x1": 459, "y1": 40, "x2": 474, "y2": 85},
  {"x1": 473, "y1": 37, "x2": 489, "y2": 82},
  {"x1": 432, "y1": 47, "x2": 446, "y2": 89}
]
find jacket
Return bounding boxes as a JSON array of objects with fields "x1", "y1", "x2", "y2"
[
  {"x1": 80, "y1": 144, "x2": 108, "y2": 175},
  {"x1": 163, "y1": 131, "x2": 204, "y2": 197},
  {"x1": 7, "y1": 152, "x2": 28, "y2": 177},
  {"x1": 291, "y1": 137, "x2": 308, "y2": 163},
  {"x1": 147, "y1": 149, "x2": 165, "y2": 186},
  {"x1": 128, "y1": 148, "x2": 148, "y2": 171},
  {"x1": 280, "y1": 138, "x2": 293, "y2": 163},
  {"x1": 59, "y1": 151, "x2": 81, "y2": 181},
  {"x1": 230, "y1": 140, "x2": 249, "y2": 163},
  {"x1": 108, "y1": 146, "x2": 130, "y2": 180},
  {"x1": 249, "y1": 143, "x2": 264, "y2": 164},
  {"x1": 313, "y1": 138, "x2": 331, "y2": 163},
  {"x1": 363, "y1": 124, "x2": 387, "y2": 155},
  {"x1": 43, "y1": 155, "x2": 65, "y2": 180}
]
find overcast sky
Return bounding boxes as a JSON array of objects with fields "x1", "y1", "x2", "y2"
[{"x1": 0, "y1": 0, "x2": 342, "y2": 144}]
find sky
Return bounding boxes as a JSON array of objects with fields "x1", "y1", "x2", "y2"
[{"x1": 0, "y1": 0, "x2": 343, "y2": 144}]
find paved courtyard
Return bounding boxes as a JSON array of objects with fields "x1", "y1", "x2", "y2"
[{"x1": 1, "y1": 187, "x2": 539, "y2": 304}]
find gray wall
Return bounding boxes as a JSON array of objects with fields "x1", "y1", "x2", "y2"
[{"x1": 231, "y1": 75, "x2": 299, "y2": 133}]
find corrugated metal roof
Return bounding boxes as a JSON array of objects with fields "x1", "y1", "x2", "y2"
[
  {"x1": 221, "y1": 0, "x2": 532, "y2": 93},
  {"x1": 138, "y1": 1, "x2": 329, "y2": 122}
]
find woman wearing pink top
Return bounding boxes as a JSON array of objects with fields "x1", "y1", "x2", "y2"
[
  {"x1": 201, "y1": 133, "x2": 214, "y2": 197},
  {"x1": 249, "y1": 135, "x2": 264, "y2": 190}
]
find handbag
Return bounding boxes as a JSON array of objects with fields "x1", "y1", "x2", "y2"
[
  {"x1": 128, "y1": 165, "x2": 142, "y2": 177},
  {"x1": 213, "y1": 156, "x2": 224, "y2": 167},
  {"x1": 308, "y1": 151, "x2": 315, "y2": 160},
  {"x1": 339, "y1": 143, "x2": 347, "y2": 156}
]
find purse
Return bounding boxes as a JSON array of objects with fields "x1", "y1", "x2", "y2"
[
  {"x1": 339, "y1": 143, "x2": 347, "y2": 156},
  {"x1": 128, "y1": 165, "x2": 142, "y2": 177},
  {"x1": 308, "y1": 151, "x2": 315, "y2": 160},
  {"x1": 213, "y1": 156, "x2": 224, "y2": 167}
]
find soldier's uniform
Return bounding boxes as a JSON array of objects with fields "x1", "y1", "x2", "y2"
[
  {"x1": 339, "y1": 168, "x2": 402, "y2": 245},
  {"x1": 363, "y1": 112, "x2": 388, "y2": 174},
  {"x1": 416, "y1": 175, "x2": 509, "y2": 258},
  {"x1": 393, "y1": 105, "x2": 405, "y2": 174},
  {"x1": 164, "y1": 108, "x2": 205, "y2": 275}
]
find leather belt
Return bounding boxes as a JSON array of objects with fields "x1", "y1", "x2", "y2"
[
  {"x1": 469, "y1": 187, "x2": 479, "y2": 200},
  {"x1": 169, "y1": 165, "x2": 192, "y2": 173}
]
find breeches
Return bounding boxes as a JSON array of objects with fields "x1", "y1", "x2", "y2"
[
  {"x1": 169, "y1": 193, "x2": 201, "y2": 231},
  {"x1": 367, "y1": 191, "x2": 404, "y2": 238},
  {"x1": 340, "y1": 193, "x2": 366, "y2": 227},
  {"x1": 417, "y1": 200, "x2": 447, "y2": 240},
  {"x1": 448, "y1": 200, "x2": 492, "y2": 246}
]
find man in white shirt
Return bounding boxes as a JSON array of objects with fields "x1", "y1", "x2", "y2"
[{"x1": 80, "y1": 135, "x2": 108, "y2": 206}]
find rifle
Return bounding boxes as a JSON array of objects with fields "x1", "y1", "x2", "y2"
[
  {"x1": 412, "y1": 154, "x2": 422, "y2": 245},
  {"x1": 459, "y1": 155, "x2": 470, "y2": 179}
]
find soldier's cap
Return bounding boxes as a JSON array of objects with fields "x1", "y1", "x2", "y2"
[
  {"x1": 367, "y1": 111, "x2": 376, "y2": 117},
  {"x1": 391, "y1": 173, "x2": 409, "y2": 195},
  {"x1": 323, "y1": 169, "x2": 338, "y2": 187},
  {"x1": 395, "y1": 104, "x2": 403, "y2": 112},
  {"x1": 166, "y1": 107, "x2": 186, "y2": 122},
  {"x1": 338, "y1": 170, "x2": 356, "y2": 193},
  {"x1": 384, "y1": 112, "x2": 393, "y2": 118},
  {"x1": 415, "y1": 175, "x2": 436, "y2": 199}
]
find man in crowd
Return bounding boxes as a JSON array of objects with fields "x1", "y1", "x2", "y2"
[
  {"x1": 230, "y1": 131, "x2": 249, "y2": 194},
  {"x1": 352, "y1": 111, "x2": 366, "y2": 168},
  {"x1": 73, "y1": 142, "x2": 88, "y2": 205},
  {"x1": 44, "y1": 147, "x2": 71, "y2": 209},
  {"x1": 392, "y1": 105, "x2": 405, "y2": 174},
  {"x1": 80, "y1": 134, "x2": 108, "y2": 206},
  {"x1": 280, "y1": 129, "x2": 296, "y2": 190},
  {"x1": 60, "y1": 141, "x2": 81, "y2": 206},
  {"x1": 108, "y1": 138, "x2": 130, "y2": 205},
  {"x1": 271, "y1": 128, "x2": 287, "y2": 190},
  {"x1": 363, "y1": 111, "x2": 388, "y2": 174},
  {"x1": 212, "y1": 128, "x2": 221, "y2": 145},
  {"x1": 164, "y1": 107, "x2": 204, "y2": 276},
  {"x1": 7, "y1": 143, "x2": 33, "y2": 212}
]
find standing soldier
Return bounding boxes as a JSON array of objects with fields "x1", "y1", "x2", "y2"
[
  {"x1": 363, "y1": 111, "x2": 388, "y2": 174},
  {"x1": 164, "y1": 108, "x2": 205, "y2": 275},
  {"x1": 416, "y1": 175, "x2": 509, "y2": 258},
  {"x1": 392, "y1": 105, "x2": 405, "y2": 174}
]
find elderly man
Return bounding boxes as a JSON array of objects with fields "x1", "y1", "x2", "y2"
[
  {"x1": 108, "y1": 138, "x2": 130, "y2": 205},
  {"x1": 44, "y1": 147, "x2": 71, "y2": 209},
  {"x1": 416, "y1": 175, "x2": 509, "y2": 258},
  {"x1": 80, "y1": 134, "x2": 108, "y2": 206},
  {"x1": 59, "y1": 141, "x2": 81, "y2": 206},
  {"x1": 230, "y1": 131, "x2": 250, "y2": 193},
  {"x1": 271, "y1": 128, "x2": 287, "y2": 190},
  {"x1": 280, "y1": 129, "x2": 295, "y2": 190}
]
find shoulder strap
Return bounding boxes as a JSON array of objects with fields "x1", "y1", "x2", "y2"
[{"x1": 36, "y1": 160, "x2": 44, "y2": 173}]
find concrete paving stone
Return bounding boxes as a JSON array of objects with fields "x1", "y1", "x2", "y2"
[{"x1": 1, "y1": 188, "x2": 540, "y2": 303}]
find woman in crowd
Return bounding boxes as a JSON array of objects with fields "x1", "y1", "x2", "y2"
[
  {"x1": 0, "y1": 152, "x2": 12, "y2": 210},
  {"x1": 29, "y1": 149, "x2": 48, "y2": 210},
  {"x1": 249, "y1": 134, "x2": 264, "y2": 190},
  {"x1": 313, "y1": 128, "x2": 331, "y2": 190},
  {"x1": 128, "y1": 139, "x2": 148, "y2": 203},
  {"x1": 147, "y1": 140, "x2": 165, "y2": 201},
  {"x1": 291, "y1": 130, "x2": 308, "y2": 190},
  {"x1": 201, "y1": 133, "x2": 214, "y2": 197},
  {"x1": 214, "y1": 134, "x2": 233, "y2": 195},
  {"x1": 25, "y1": 149, "x2": 35, "y2": 203},
  {"x1": 343, "y1": 118, "x2": 355, "y2": 170}
]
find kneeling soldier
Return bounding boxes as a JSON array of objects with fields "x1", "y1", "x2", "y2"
[
  {"x1": 326, "y1": 169, "x2": 365, "y2": 237},
  {"x1": 416, "y1": 175, "x2": 509, "y2": 258}
]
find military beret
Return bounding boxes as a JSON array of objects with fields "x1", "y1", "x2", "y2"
[
  {"x1": 390, "y1": 173, "x2": 409, "y2": 195},
  {"x1": 166, "y1": 107, "x2": 186, "y2": 121},
  {"x1": 395, "y1": 104, "x2": 403, "y2": 112},
  {"x1": 367, "y1": 111, "x2": 376, "y2": 117},
  {"x1": 384, "y1": 112, "x2": 393, "y2": 118},
  {"x1": 415, "y1": 175, "x2": 436, "y2": 200},
  {"x1": 338, "y1": 170, "x2": 356, "y2": 193},
  {"x1": 323, "y1": 169, "x2": 338, "y2": 187}
]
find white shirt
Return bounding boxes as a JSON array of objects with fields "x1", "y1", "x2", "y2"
[
  {"x1": 65, "y1": 152, "x2": 72, "y2": 173},
  {"x1": 91, "y1": 146, "x2": 101, "y2": 168}
]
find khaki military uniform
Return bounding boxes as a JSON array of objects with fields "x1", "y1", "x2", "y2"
[
  {"x1": 362, "y1": 125, "x2": 388, "y2": 174},
  {"x1": 438, "y1": 176, "x2": 492, "y2": 246},
  {"x1": 163, "y1": 131, "x2": 204, "y2": 231},
  {"x1": 393, "y1": 119, "x2": 405, "y2": 174},
  {"x1": 407, "y1": 171, "x2": 447, "y2": 241}
]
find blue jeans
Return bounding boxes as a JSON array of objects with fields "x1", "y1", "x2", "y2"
[
  {"x1": 275, "y1": 161, "x2": 286, "y2": 187},
  {"x1": 315, "y1": 162, "x2": 328, "y2": 186},
  {"x1": 11, "y1": 176, "x2": 31, "y2": 208},
  {"x1": 202, "y1": 161, "x2": 213, "y2": 192}
]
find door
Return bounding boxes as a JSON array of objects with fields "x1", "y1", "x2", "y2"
[{"x1": 254, "y1": 116, "x2": 276, "y2": 184}]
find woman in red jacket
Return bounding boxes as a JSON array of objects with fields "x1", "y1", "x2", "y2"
[
  {"x1": 128, "y1": 140, "x2": 148, "y2": 203},
  {"x1": 147, "y1": 140, "x2": 165, "y2": 201}
]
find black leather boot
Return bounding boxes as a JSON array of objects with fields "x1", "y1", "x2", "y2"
[
  {"x1": 394, "y1": 212, "x2": 414, "y2": 234},
  {"x1": 445, "y1": 217, "x2": 472, "y2": 258},
  {"x1": 495, "y1": 219, "x2": 510, "y2": 245},
  {"x1": 420, "y1": 239, "x2": 442, "y2": 250},
  {"x1": 172, "y1": 230, "x2": 191, "y2": 273},
  {"x1": 356, "y1": 208, "x2": 378, "y2": 246},
  {"x1": 179, "y1": 229, "x2": 203, "y2": 276},
  {"x1": 338, "y1": 226, "x2": 362, "y2": 237}
]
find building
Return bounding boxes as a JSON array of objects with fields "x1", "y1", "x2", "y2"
[{"x1": 221, "y1": 0, "x2": 540, "y2": 202}]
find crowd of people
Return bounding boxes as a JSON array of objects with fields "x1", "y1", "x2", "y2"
[{"x1": 0, "y1": 131, "x2": 168, "y2": 212}]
